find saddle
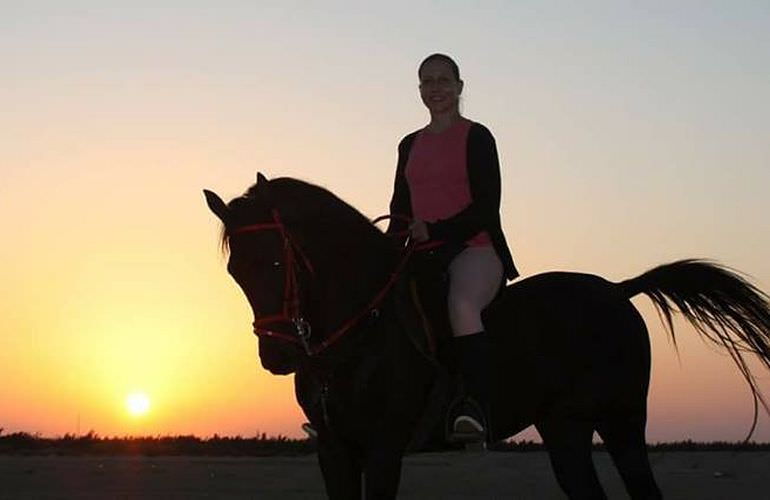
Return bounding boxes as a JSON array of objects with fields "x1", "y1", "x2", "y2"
[
  {"x1": 398, "y1": 242, "x2": 505, "y2": 367},
  {"x1": 394, "y1": 243, "x2": 505, "y2": 450}
]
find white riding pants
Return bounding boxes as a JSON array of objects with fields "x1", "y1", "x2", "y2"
[{"x1": 447, "y1": 246, "x2": 504, "y2": 337}]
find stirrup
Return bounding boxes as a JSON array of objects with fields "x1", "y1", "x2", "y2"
[
  {"x1": 453, "y1": 415, "x2": 484, "y2": 434},
  {"x1": 301, "y1": 422, "x2": 318, "y2": 439},
  {"x1": 451, "y1": 415, "x2": 486, "y2": 442},
  {"x1": 448, "y1": 398, "x2": 487, "y2": 443}
]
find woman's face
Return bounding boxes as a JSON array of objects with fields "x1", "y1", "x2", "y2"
[{"x1": 419, "y1": 59, "x2": 463, "y2": 115}]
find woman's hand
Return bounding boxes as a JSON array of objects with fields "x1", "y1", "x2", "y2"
[{"x1": 409, "y1": 219, "x2": 430, "y2": 243}]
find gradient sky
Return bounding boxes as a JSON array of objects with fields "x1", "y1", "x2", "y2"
[{"x1": 2, "y1": 1, "x2": 769, "y2": 442}]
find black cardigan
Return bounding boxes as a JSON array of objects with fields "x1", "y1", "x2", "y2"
[{"x1": 386, "y1": 121, "x2": 518, "y2": 281}]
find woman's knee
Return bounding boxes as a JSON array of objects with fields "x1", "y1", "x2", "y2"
[{"x1": 448, "y1": 298, "x2": 484, "y2": 335}]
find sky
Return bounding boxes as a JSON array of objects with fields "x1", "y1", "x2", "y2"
[{"x1": 1, "y1": 1, "x2": 769, "y2": 442}]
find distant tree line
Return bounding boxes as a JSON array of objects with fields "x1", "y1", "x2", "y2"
[
  {"x1": 1, "y1": 429, "x2": 768, "y2": 456},
  {"x1": 0, "y1": 431, "x2": 314, "y2": 456}
]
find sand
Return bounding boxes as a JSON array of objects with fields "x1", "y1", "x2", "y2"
[{"x1": 1, "y1": 451, "x2": 768, "y2": 499}]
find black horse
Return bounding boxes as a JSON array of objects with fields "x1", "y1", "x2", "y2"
[{"x1": 204, "y1": 174, "x2": 770, "y2": 499}]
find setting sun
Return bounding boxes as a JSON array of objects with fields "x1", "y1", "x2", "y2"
[{"x1": 126, "y1": 392, "x2": 151, "y2": 417}]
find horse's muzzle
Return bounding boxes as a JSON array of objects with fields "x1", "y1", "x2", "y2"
[{"x1": 258, "y1": 338, "x2": 299, "y2": 375}]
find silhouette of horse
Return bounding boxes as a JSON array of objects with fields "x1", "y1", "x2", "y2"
[{"x1": 204, "y1": 174, "x2": 770, "y2": 500}]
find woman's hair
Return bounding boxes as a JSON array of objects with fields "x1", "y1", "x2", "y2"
[{"x1": 418, "y1": 53, "x2": 461, "y2": 81}]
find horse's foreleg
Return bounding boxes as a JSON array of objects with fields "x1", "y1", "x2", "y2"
[
  {"x1": 362, "y1": 446, "x2": 404, "y2": 500},
  {"x1": 318, "y1": 436, "x2": 362, "y2": 500},
  {"x1": 537, "y1": 417, "x2": 607, "y2": 500}
]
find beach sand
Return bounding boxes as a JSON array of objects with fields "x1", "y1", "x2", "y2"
[{"x1": 1, "y1": 451, "x2": 767, "y2": 499}]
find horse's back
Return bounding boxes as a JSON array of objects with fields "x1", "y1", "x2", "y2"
[
  {"x1": 501, "y1": 270, "x2": 618, "y2": 302},
  {"x1": 484, "y1": 271, "x2": 625, "y2": 336},
  {"x1": 486, "y1": 270, "x2": 640, "y2": 331}
]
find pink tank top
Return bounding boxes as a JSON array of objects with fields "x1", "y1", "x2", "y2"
[{"x1": 405, "y1": 119, "x2": 492, "y2": 247}]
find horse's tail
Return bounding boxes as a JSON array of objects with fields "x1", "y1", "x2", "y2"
[{"x1": 618, "y1": 259, "x2": 770, "y2": 439}]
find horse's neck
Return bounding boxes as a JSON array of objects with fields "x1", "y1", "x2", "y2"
[{"x1": 305, "y1": 238, "x2": 399, "y2": 338}]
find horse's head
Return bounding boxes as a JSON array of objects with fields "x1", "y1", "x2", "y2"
[
  {"x1": 206, "y1": 173, "x2": 399, "y2": 376},
  {"x1": 204, "y1": 173, "x2": 307, "y2": 375}
]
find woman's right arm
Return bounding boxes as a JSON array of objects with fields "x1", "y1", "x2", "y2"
[{"x1": 386, "y1": 133, "x2": 417, "y2": 246}]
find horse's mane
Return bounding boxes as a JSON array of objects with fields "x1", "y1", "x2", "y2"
[{"x1": 221, "y1": 177, "x2": 391, "y2": 254}]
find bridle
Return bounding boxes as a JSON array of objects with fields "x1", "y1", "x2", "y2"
[
  {"x1": 230, "y1": 210, "x2": 435, "y2": 356},
  {"x1": 230, "y1": 208, "x2": 317, "y2": 354}
]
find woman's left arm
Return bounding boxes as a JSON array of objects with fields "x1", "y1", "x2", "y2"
[{"x1": 426, "y1": 123, "x2": 501, "y2": 243}]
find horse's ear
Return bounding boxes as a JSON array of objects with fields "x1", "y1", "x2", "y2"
[
  {"x1": 253, "y1": 172, "x2": 273, "y2": 204},
  {"x1": 203, "y1": 189, "x2": 229, "y2": 223}
]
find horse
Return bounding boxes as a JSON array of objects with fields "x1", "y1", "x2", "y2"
[{"x1": 204, "y1": 173, "x2": 770, "y2": 500}]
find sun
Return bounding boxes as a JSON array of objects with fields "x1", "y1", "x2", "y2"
[{"x1": 125, "y1": 392, "x2": 151, "y2": 417}]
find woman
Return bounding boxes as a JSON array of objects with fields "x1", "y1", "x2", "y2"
[{"x1": 386, "y1": 53, "x2": 518, "y2": 441}]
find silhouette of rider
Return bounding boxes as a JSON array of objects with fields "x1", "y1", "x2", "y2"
[{"x1": 386, "y1": 53, "x2": 518, "y2": 441}]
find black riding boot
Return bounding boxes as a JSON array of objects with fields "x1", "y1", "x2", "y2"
[{"x1": 451, "y1": 331, "x2": 491, "y2": 442}]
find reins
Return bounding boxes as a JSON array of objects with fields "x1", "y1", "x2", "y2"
[{"x1": 231, "y1": 211, "x2": 439, "y2": 356}]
